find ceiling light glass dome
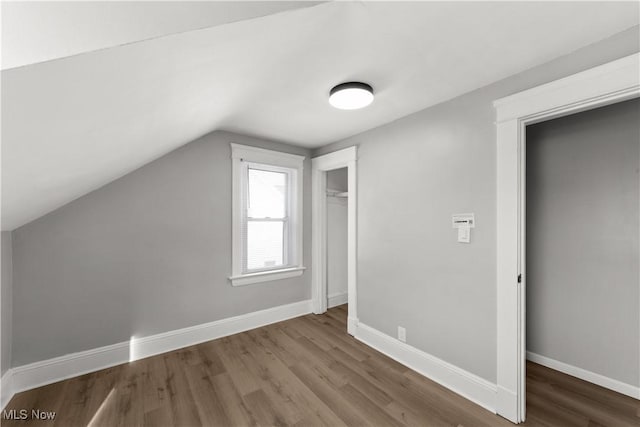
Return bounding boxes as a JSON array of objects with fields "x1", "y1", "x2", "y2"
[{"x1": 329, "y1": 82, "x2": 374, "y2": 110}]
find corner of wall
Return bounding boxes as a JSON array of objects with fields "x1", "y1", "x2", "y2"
[
  {"x1": 1, "y1": 231, "x2": 13, "y2": 377},
  {"x1": 1, "y1": 231, "x2": 15, "y2": 409}
]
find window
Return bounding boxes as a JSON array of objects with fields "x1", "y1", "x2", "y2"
[
  {"x1": 245, "y1": 166, "x2": 288, "y2": 271},
  {"x1": 230, "y1": 143, "x2": 305, "y2": 286}
]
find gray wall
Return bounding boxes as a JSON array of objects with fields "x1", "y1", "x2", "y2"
[
  {"x1": 1, "y1": 232, "x2": 12, "y2": 375},
  {"x1": 327, "y1": 168, "x2": 348, "y2": 192},
  {"x1": 11, "y1": 131, "x2": 312, "y2": 366},
  {"x1": 313, "y1": 26, "x2": 639, "y2": 383},
  {"x1": 526, "y1": 99, "x2": 639, "y2": 386},
  {"x1": 327, "y1": 199, "x2": 347, "y2": 299}
]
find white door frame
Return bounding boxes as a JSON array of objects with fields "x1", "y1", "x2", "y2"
[
  {"x1": 311, "y1": 146, "x2": 358, "y2": 335},
  {"x1": 494, "y1": 53, "x2": 639, "y2": 423}
]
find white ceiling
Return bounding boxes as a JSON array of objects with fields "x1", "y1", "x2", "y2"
[
  {"x1": 1, "y1": 1, "x2": 320, "y2": 69},
  {"x1": 2, "y1": 1, "x2": 638, "y2": 230}
]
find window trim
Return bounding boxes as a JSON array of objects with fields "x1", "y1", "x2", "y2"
[{"x1": 230, "y1": 143, "x2": 305, "y2": 286}]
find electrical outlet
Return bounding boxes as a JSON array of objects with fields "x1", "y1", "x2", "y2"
[{"x1": 397, "y1": 326, "x2": 406, "y2": 343}]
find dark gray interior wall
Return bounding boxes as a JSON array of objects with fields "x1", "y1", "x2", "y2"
[
  {"x1": 526, "y1": 99, "x2": 639, "y2": 387},
  {"x1": 11, "y1": 131, "x2": 312, "y2": 366},
  {"x1": 313, "y1": 27, "x2": 639, "y2": 383},
  {"x1": 327, "y1": 168, "x2": 348, "y2": 192},
  {"x1": 326, "y1": 168, "x2": 348, "y2": 299},
  {"x1": 1, "y1": 231, "x2": 12, "y2": 375}
]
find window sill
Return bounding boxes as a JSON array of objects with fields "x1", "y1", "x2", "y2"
[{"x1": 229, "y1": 266, "x2": 306, "y2": 286}]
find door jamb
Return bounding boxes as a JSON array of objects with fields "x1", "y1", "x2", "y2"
[
  {"x1": 494, "y1": 53, "x2": 639, "y2": 423},
  {"x1": 311, "y1": 146, "x2": 358, "y2": 335}
]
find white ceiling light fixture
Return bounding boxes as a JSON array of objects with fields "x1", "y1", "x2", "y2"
[{"x1": 329, "y1": 82, "x2": 374, "y2": 110}]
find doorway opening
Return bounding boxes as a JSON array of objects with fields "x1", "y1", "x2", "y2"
[
  {"x1": 494, "y1": 53, "x2": 639, "y2": 423},
  {"x1": 326, "y1": 168, "x2": 349, "y2": 313},
  {"x1": 524, "y1": 98, "x2": 639, "y2": 424},
  {"x1": 311, "y1": 147, "x2": 358, "y2": 335}
]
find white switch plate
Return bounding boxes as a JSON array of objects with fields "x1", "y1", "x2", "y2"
[
  {"x1": 398, "y1": 326, "x2": 406, "y2": 342},
  {"x1": 452, "y1": 213, "x2": 475, "y2": 228},
  {"x1": 458, "y1": 226, "x2": 470, "y2": 243}
]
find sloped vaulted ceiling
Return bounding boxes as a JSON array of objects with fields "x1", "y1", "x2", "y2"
[
  {"x1": 1, "y1": 1, "x2": 322, "y2": 69},
  {"x1": 2, "y1": 1, "x2": 639, "y2": 230}
]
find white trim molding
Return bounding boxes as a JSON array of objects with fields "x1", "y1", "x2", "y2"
[
  {"x1": 355, "y1": 322, "x2": 498, "y2": 414},
  {"x1": 527, "y1": 352, "x2": 640, "y2": 400},
  {"x1": 1, "y1": 370, "x2": 13, "y2": 410},
  {"x1": 312, "y1": 146, "x2": 358, "y2": 335},
  {"x1": 1, "y1": 300, "x2": 312, "y2": 408},
  {"x1": 229, "y1": 143, "x2": 306, "y2": 286},
  {"x1": 229, "y1": 267, "x2": 306, "y2": 287},
  {"x1": 230, "y1": 143, "x2": 306, "y2": 169},
  {"x1": 494, "y1": 53, "x2": 640, "y2": 423},
  {"x1": 328, "y1": 291, "x2": 348, "y2": 308},
  {"x1": 494, "y1": 54, "x2": 639, "y2": 124}
]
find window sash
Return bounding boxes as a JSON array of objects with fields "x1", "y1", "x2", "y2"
[{"x1": 241, "y1": 162, "x2": 295, "y2": 274}]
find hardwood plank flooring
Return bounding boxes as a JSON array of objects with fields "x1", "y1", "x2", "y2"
[{"x1": 2, "y1": 305, "x2": 638, "y2": 426}]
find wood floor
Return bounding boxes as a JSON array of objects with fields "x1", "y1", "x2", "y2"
[{"x1": 3, "y1": 305, "x2": 638, "y2": 426}]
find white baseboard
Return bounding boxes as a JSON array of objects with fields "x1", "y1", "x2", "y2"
[
  {"x1": 354, "y1": 322, "x2": 497, "y2": 413},
  {"x1": 1, "y1": 370, "x2": 13, "y2": 410},
  {"x1": 526, "y1": 351, "x2": 640, "y2": 399},
  {"x1": 328, "y1": 291, "x2": 348, "y2": 308},
  {"x1": 128, "y1": 299, "x2": 311, "y2": 361},
  {"x1": 11, "y1": 340, "x2": 130, "y2": 400},
  {"x1": 347, "y1": 316, "x2": 358, "y2": 336},
  {"x1": 495, "y1": 385, "x2": 519, "y2": 423},
  {"x1": 3, "y1": 299, "x2": 312, "y2": 408}
]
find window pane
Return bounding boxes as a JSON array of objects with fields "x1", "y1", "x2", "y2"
[
  {"x1": 248, "y1": 168, "x2": 287, "y2": 218},
  {"x1": 247, "y1": 221, "x2": 284, "y2": 270}
]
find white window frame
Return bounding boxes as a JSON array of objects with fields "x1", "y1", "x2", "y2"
[{"x1": 229, "y1": 143, "x2": 305, "y2": 286}]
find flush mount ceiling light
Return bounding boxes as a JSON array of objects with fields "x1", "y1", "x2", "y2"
[{"x1": 329, "y1": 82, "x2": 374, "y2": 110}]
